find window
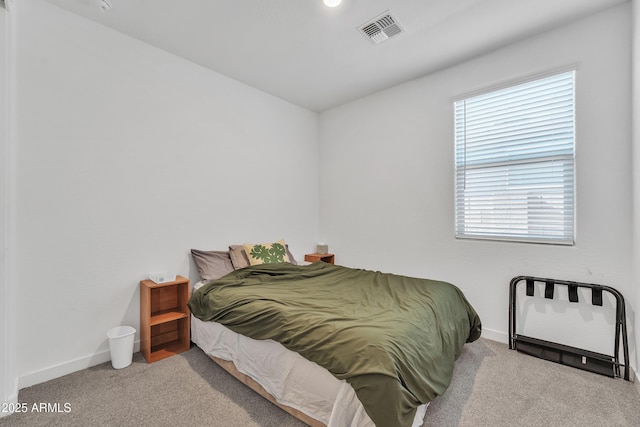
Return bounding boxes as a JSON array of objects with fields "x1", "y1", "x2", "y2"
[{"x1": 454, "y1": 71, "x2": 575, "y2": 245}]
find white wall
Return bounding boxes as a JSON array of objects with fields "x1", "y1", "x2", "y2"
[
  {"x1": 632, "y1": 0, "x2": 640, "y2": 385},
  {"x1": 13, "y1": 0, "x2": 319, "y2": 388},
  {"x1": 1, "y1": 0, "x2": 19, "y2": 415},
  {"x1": 320, "y1": 4, "x2": 633, "y2": 362}
]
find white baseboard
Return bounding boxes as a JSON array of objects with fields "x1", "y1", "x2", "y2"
[
  {"x1": 0, "y1": 391, "x2": 18, "y2": 418},
  {"x1": 480, "y1": 327, "x2": 508, "y2": 344},
  {"x1": 18, "y1": 341, "x2": 140, "y2": 389}
]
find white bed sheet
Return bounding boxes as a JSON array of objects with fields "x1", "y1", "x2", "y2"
[{"x1": 191, "y1": 281, "x2": 428, "y2": 427}]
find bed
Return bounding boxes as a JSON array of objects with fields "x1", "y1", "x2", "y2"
[{"x1": 188, "y1": 243, "x2": 481, "y2": 427}]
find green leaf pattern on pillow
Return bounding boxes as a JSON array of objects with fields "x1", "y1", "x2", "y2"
[{"x1": 250, "y1": 243, "x2": 287, "y2": 264}]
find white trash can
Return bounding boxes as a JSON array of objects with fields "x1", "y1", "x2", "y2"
[{"x1": 107, "y1": 326, "x2": 136, "y2": 369}]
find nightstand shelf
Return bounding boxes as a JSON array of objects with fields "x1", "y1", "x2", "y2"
[
  {"x1": 140, "y1": 275, "x2": 190, "y2": 363},
  {"x1": 149, "y1": 341, "x2": 189, "y2": 361},
  {"x1": 149, "y1": 310, "x2": 189, "y2": 326},
  {"x1": 304, "y1": 253, "x2": 335, "y2": 264}
]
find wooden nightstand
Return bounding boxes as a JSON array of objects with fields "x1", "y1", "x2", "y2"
[
  {"x1": 140, "y1": 275, "x2": 190, "y2": 363},
  {"x1": 304, "y1": 253, "x2": 335, "y2": 264}
]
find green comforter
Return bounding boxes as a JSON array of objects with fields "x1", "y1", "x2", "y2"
[{"x1": 188, "y1": 262, "x2": 481, "y2": 427}]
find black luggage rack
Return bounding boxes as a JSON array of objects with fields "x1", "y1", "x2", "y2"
[{"x1": 508, "y1": 276, "x2": 630, "y2": 381}]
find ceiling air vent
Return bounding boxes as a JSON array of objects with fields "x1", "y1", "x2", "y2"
[{"x1": 358, "y1": 11, "x2": 404, "y2": 45}]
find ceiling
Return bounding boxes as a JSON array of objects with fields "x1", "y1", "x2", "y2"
[{"x1": 43, "y1": 0, "x2": 628, "y2": 112}]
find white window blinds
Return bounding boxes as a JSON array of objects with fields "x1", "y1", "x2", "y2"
[{"x1": 454, "y1": 71, "x2": 575, "y2": 245}]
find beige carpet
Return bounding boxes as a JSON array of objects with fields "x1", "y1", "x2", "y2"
[
  {"x1": 1, "y1": 338, "x2": 638, "y2": 427},
  {"x1": 425, "y1": 339, "x2": 640, "y2": 427}
]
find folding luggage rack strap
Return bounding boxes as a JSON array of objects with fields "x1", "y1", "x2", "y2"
[{"x1": 508, "y1": 275, "x2": 630, "y2": 381}]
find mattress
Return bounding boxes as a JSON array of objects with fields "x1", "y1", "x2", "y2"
[{"x1": 191, "y1": 281, "x2": 428, "y2": 427}]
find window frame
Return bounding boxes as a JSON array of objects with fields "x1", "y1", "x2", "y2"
[{"x1": 453, "y1": 69, "x2": 577, "y2": 246}]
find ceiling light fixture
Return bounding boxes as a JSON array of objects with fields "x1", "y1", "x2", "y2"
[{"x1": 323, "y1": 0, "x2": 342, "y2": 7}]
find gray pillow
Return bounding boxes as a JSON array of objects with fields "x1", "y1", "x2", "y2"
[
  {"x1": 229, "y1": 245, "x2": 251, "y2": 270},
  {"x1": 190, "y1": 249, "x2": 234, "y2": 281}
]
